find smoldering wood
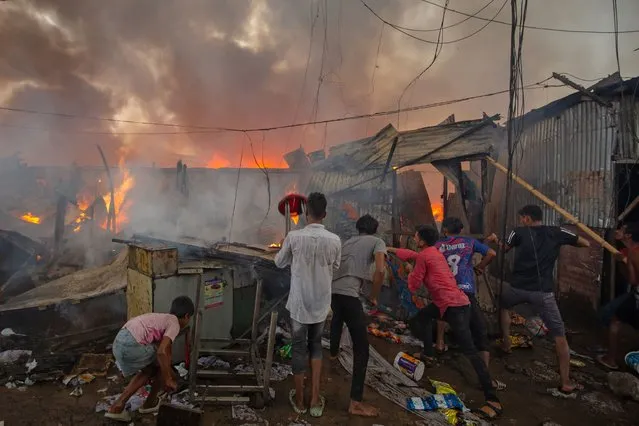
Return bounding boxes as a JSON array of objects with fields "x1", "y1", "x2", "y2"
[{"x1": 96, "y1": 145, "x2": 116, "y2": 234}]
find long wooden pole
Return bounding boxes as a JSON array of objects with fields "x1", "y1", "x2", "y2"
[
  {"x1": 618, "y1": 194, "x2": 639, "y2": 222},
  {"x1": 487, "y1": 157, "x2": 619, "y2": 255}
]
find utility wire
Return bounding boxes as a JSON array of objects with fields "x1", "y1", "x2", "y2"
[
  {"x1": 419, "y1": 0, "x2": 639, "y2": 34},
  {"x1": 361, "y1": 0, "x2": 508, "y2": 45},
  {"x1": 394, "y1": 0, "x2": 499, "y2": 33},
  {"x1": 0, "y1": 80, "x2": 567, "y2": 135}
]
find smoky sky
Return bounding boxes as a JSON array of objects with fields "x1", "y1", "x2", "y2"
[{"x1": 0, "y1": 0, "x2": 638, "y2": 168}]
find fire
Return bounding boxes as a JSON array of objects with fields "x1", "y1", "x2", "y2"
[
  {"x1": 20, "y1": 212, "x2": 41, "y2": 224},
  {"x1": 268, "y1": 242, "x2": 282, "y2": 248},
  {"x1": 431, "y1": 202, "x2": 443, "y2": 222},
  {"x1": 206, "y1": 152, "x2": 284, "y2": 169},
  {"x1": 103, "y1": 165, "x2": 135, "y2": 231},
  {"x1": 290, "y1": 213, "x2": 299, "y2": 225}
]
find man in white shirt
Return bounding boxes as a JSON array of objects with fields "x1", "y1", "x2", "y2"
[{"x1": 274, "y1": 192, "x2": 341, "y2": 418}]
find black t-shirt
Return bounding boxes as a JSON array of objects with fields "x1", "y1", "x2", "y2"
[{"x1": 506, "y1": 226, "x2": 579, "y2": 292}]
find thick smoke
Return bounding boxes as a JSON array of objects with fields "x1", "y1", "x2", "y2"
[
  {"x1": 0, "y1": 0, "x2": 638, "y2": 244},
  {"x1": 1, "y1": 0, "x2": 638, "y2": 166}
]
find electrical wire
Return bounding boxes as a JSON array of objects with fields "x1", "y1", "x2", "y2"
[
  {"x1": 227, "y1": 141, "x2": 245, "y2": 243},
  {"x1": 246, "y1": 131, "x2": 272, "y2": 232},
  {"x1": 393, "y1": 0, "x2": 499, "y2": 33},
  {"x1": 396, "y1": 0, "x2": 449, "y2": 130},
  {"x1": 361, "y1": 0, "x2": 508, "y2": 45},
  {"x1": 419, "y1": 0, "x2": 639, "y2": 34},
  {"x1": 0, "y1": 79, "x2": 566, "y2": 135}
]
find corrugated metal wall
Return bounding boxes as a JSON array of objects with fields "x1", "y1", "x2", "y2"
[{"x1": 490, "y1": 99, "x2": 638, "y2": 231}]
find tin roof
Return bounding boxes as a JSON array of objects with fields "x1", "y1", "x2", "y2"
[{"x1": 315, "y1": 117, "x2": 502, "y2": 173}]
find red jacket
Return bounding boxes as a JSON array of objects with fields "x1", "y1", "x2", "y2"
[{"x1": 395, "y1": 247, "x2": 470, "y2": 317}]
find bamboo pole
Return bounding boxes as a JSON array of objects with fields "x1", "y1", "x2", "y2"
[
  {"x1": 487, "y1": 157, "x2": 619, "y2": 256},
  {"x1": 618, "y1": 194, "x2": 639, "y2": 222}
]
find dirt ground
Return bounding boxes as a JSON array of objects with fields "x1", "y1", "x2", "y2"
[{"x1": 1, "y1": 316, "x2": 639, "y2": 426}]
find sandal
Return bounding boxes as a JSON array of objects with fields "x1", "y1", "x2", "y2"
[
  {"x1": 104, "y1": 410, "x2": 132, "y2": 423},
  {"x1": 289, "y1": 389, "x2": 307, "y2": 414},
  {"x1": 548, "y1": 384, "x2": 583, "y2": 399},
  {"x1": 309, "y1": 395, "x2": 326, "y2": 418},
  {"x1": 473, "y1": 401, "x2": 503, "y2": 420},
  {"x1": 596, "y1": 354, "x2": 619, "y2": 370},
  {"x1": 139, "y1": 397, "x2": 162, "y2": 414},
  {"x1": 492, "y1": 379, "x2": 507, "y2": 391}
]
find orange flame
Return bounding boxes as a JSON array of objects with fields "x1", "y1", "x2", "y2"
[
  {"x1": 20, "y1": 212, "x2": 41, "y2": 224},
  {"x1": 431, "y1": 202, "x2": 443, "y2": 222},
  {"x1": 206, "y1": 152, "x2": 284, "y2": 169},
  {"x1": 103, "y1": 166, "x2": 135, "y2": 231},
  {"x1": 269, "y1": 242, "x2": 282, "y2": 248},
  {"x1": 290, "y1": 213, "x2": 300, "y2": 225}
]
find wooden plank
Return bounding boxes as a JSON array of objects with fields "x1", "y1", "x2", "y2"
[{"x1": 126, "y1": 268, "x2": 152, "y2": 319}]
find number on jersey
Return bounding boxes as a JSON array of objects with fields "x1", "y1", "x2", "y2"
[{"x1": 446, "y1": 254, "x2": 461, "y2": 276}]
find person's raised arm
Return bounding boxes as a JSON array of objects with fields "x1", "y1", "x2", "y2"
[
  {"x1": 485, "y1": 230, "x2": 519, "y2": 253},
  {"x1": 391, "y1": 247, "x2": 419, "y2": 262},
  {"x1": 274, "y1": 235, "x2": 293, "y2": 268},
  {"x1": 557, "y1": 227, "x2": 590, "y2": 248},
  {"x1": 473, "y1": 239, "x2": 496, "y2": 274}
]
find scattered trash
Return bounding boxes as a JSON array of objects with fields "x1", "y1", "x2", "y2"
[
  {"x1": 5, "y1": 382, "x2": 17, "y2": 389},
  {"x1": 232, "y1": 404, "x2": 265, "y2": 423},
  {"x1": 271, "y1": 363, "x2": 293, "y2": 382},
  {"x1": 393, "y1": 352, "x2": 425, "y2": 381},
  {"x1": 525, "y1": 316, "x2": 548, "y2": 337},
  {"x1": 547, "y1": 387, "x2": 577, "y2": 399},
  {"x1": 368, "y1": 326, "x2": 402, "y2": 344},
  {"x1": 1, "y1": 328, "x2": 26, "y2": 337},
  {"x1": 0, "y1": 350, "x2": 32, "y2": 365},
  {"x1": 625, "y1": 351, "x2": 639, "y2": 374},
  {"x1": 570, "y1": 359, "x2": 585, "y2": 368},
  {"x1": 406, "y1": 394, "x2": 465, "y2": 412},
  {"x1": 97, "y1": 387, "x2": 108, "y2": 394},
  {"x1": 197, "y1": 355, "x2": 230, "y2": 369},
  {"x1": 569, "y1": 349, "x2": 593, "y2": 362},
  {"x1": 107, "y1": 375, "x2": 120, "y2": 382},
  {"x1": 289, "y1": 420, "x2": 310, "y2": 426},
  {"x1": 69, "y1": 387, "x2": 83, "y2": 397},
  {"x1": 608, "y1": 371, "x2": 639, "y2": 401},
  {"x1": 168, "y1": 389, "x2": 196, "y2": 410},
  {"x1": 174, "y1": 362, "x2": 189, "y2": 378},
  {"x1": 269, "y1": 387, "x2": 275, "y2": 400},
  {"x1": 25, "y1": 358, "x2": 37, "y2": 374},
  {"x1": 496, "y1": 334, "x2": 533, "y2": 350},
  {"x1": 399, "y1": 335, "x2": 424, "y2": 347},
  {"x1": 510, "y1": 312, "x2": 527, "y2": 325},
  {"x1": 278, "y1": 343, "x2": 292, "y2": 359},
  {"x1": 24, "y1": 377, "x2": 35, "y2": 386}
]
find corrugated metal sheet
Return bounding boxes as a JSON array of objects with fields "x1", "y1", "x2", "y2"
[
  {"x1": 506, "y1": 100, "x2": 617, "y2": 228},
  {"x1": 305, "y1": 168, "x2": 392, "y2": 195},
  {"x1": 318, "y1": 119, "x2": 503, "y2": 172}
]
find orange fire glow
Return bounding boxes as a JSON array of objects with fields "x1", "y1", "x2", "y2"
[
  {"x1": 206, "y1": 152, "x2": 284, "y2": 169},
  {"x1": 269, "y1": 242, "x2": 282, "y2": 248},
  {"x1": 290, "y1": 213, "x2": 300, "y2": 225},
  {"x1": 103, "y1": 165, "x2": 135, "y2": 231},
  {"x1": 431, "y1": 202, "x2": 443, "y2": 222},
  {"x1": 20, "y1": 212, "x2": 41, "y2": 224}
]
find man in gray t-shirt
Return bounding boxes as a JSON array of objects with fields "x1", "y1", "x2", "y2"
[{"x1": 330, "y1": 214, "x2": 386, "y2": 417}]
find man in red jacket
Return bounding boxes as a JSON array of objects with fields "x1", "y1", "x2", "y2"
[{"x1": 388, "y1": 224, "x2": 502, "y2": 420}]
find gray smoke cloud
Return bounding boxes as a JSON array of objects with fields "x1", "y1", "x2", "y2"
[
  {"x1": 0, "y1": 0, "x2": 638, "y2": 245},
  {"x1": 1, "y1": 0, "x2": 638, "y2": 167}
]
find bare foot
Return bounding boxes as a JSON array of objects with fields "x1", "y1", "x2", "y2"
[
  {"x1": 596, "y1": 354, "x2": 619, "y2": 369},
  {"x1": 348, "y1": 400, "x2": 379, "y2": 417}
]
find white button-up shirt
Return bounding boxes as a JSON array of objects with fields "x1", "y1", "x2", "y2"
[{"x1": 274, "y1": 223, "x2": 342, "y2": 324}]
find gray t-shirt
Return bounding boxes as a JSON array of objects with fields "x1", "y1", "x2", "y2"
[{"x1": 332, "y1": 235, "x2": 387, "y2": 298}]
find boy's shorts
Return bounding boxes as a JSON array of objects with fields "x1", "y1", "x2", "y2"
[{"x1": 112, "y1": 328, "x2": 157, "y2": 377}]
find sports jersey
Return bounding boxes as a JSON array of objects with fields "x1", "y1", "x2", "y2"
[{"x1": 435, "y1": 236, "x2": 490, "y2": 295}]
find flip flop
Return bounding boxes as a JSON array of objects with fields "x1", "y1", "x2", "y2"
[
  {"x1": 492, "y1": 379, "x2": 507, "y2": 391},
  {"x1": 289, "y1": 389, "x2": 307, "y2": 414},
  {"x1": 472, "y1": 401, "x2": 503, "y2": 420},
  {"x1": 548, "y1": 384, "x2": 583, "y2": 399},
  {"x1": 596, "y1": 354, "x2": 619, "y2": 370},
  {"x1": 139, "y1": 397, "x2": 162, "y2": 414},
  {"x1": 309, "y1": 395, "x2": 326, "y2": 418},
  {"x1": 104, "y1": 410, "x2": 132, "y2": 423}
]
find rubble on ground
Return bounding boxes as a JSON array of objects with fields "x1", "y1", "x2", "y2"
[{"x1": 608, "y1": 371, "x2": 639, "y2": 402}]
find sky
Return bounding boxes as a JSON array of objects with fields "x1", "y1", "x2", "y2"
[{"x1": 1, "y1": 0, "x2": 638, "y2": 170}]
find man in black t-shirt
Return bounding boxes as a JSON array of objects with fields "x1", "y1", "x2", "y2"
[{"x1": 487, "y1": 205, "x2": 590, "y2": 398}]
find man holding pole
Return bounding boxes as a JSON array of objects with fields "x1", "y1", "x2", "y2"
[{"x1": 486, "y1": 204, "x2": 590, "y2": 398}]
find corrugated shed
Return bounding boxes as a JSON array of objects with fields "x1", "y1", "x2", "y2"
[
  {"x1": 318, "y1": 119, "x2": 502, "y2": 172},
  {"x1": 488, "y1": 77, "x2": 639, "y2": 232}
]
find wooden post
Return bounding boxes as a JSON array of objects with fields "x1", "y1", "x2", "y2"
[
  {"x1": 618, "y1": 194, "x2": 639, "y2": 221},
  {"x1": 480, "y1": 159, "x2": 488, "y2": 234},
  {"x1": 442, "y1": 177, "x2": 448, "y2": 220},
  {"x1": 53, "y1": 195, "x2": 67, "y2": 255},
  {"x1": 487, "y1": 157, "x2": 620, "y2": 255}
]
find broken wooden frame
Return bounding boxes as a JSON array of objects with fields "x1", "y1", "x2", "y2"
[{"x1": 188, "y1": 276, "x2": 278, "y2": 407}]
